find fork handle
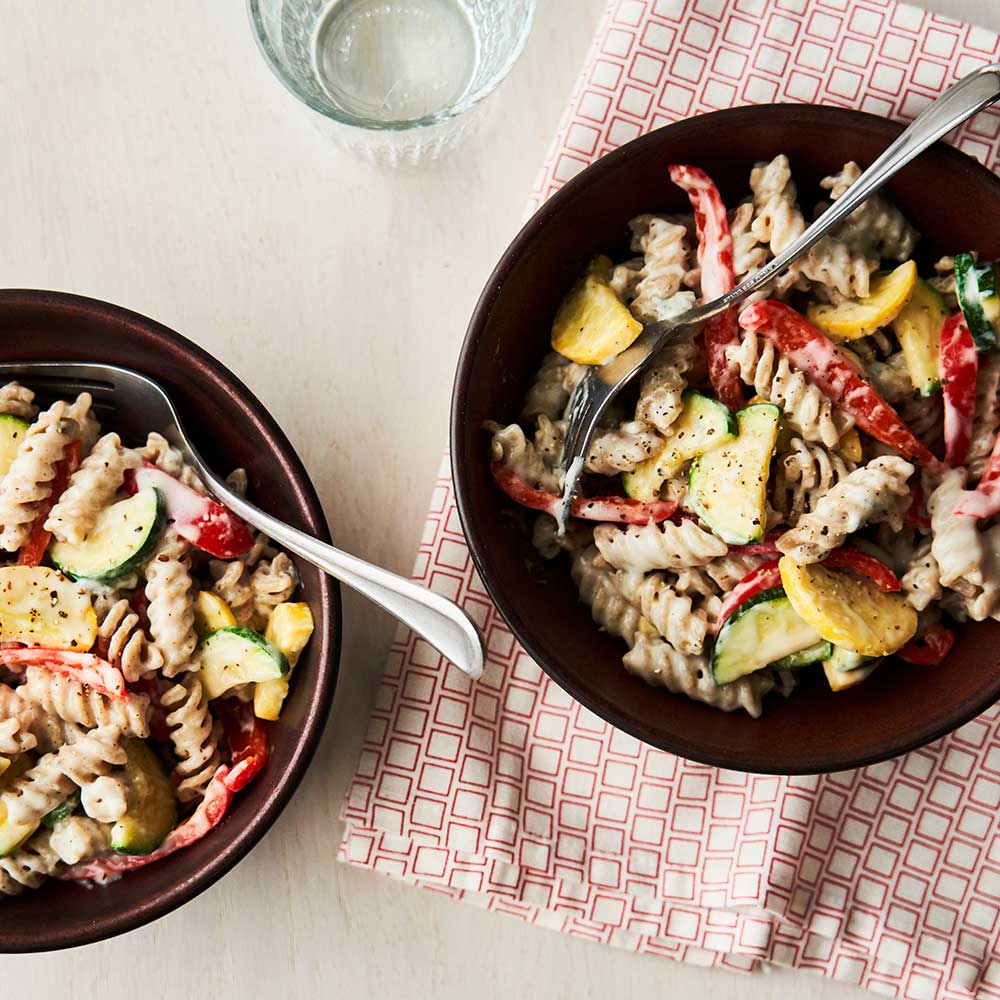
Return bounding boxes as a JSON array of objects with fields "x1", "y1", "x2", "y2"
[{"x1": 207, "y1": 479, "x2": 486, "y2": 681}]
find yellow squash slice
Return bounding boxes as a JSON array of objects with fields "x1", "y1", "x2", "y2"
[
  {"x1": 779, "y1": 557, "x2": 917, "y2": 656},
  {"x1": 193, "y1": 591, "x2": 237, "y2": 637},
  {"x1": 807, "y1": 261, "x2": 917, "y2": 340},
  {"x1": 0, "y1": 565, "x2": 96, "y2": 650},
  {"x1": 836, "y1": 427, "x2": 863, "y2": 463},
  {"x1": 551, "y1": 256, "x2": 643, "y2": 364},
  {"x1": 254, "y1": 602, "x2": 315, "y2": 722},
  {"x1": 0, "y1": 753, "x2": 38, "y2": 857}
]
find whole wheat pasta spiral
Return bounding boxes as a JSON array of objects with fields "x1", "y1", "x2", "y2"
[
  {"x1": 777, "y1": 457, "x2": 914, "y2": 564},
  {"x1": 534, "y1": 415, "x2": 662, "y2": 476},
  {"x1": 0, "y1": 684, "x2": 38, "y2": 756},
  {"x1": 628, "y1": 215, "x2": 694, "y2": 323},
  {"x1": 929, "y1": 468, "x2": 984, "y2": 591},
  {"x1": 3, "y1": 725, "x2": 127, "y2": 827},
  {"x1": 623, "y1": 634, "x2": 781, "y2": 718},
  {"x1": 0, "y1": 396, "x2": 88, "y2": 551},
  {"x1": 901, "y1": 540, "x2": 942, "y2": 613},
  {"x1": 162, "y1": 675, "x2": 221, "y2": 803},
  {"x1": 0, "y1": 381, "x2": 37, "y2": 420},
  {"x1": 594, "y1": 519, "x2": 728, "y2": 575},
  {"x1": 635, "y1": 337, "x2": 701, "y2": 434},
  {"x1": 616, "y1": 570, "x2": 709, "y2": 655},
  {"x1": 95, "y1": 596, "x2": 165, "y2": 682},
  {"x1": 20, "y1": 667, "x2": 148, "y2": 739},
  {"x1": 774, "y1": 437, "x2": 856, "y2": 526},
  {"x1": 968, "y1": 352, "x2": 1000, "y2": 481},
  {"x1": 49, "y1": 815, "x2": 112, "y2": 866},
  {"x1": 144, "y1": 530, "x2": 199, "y2": 677},
  {"x1": 521, "y1": 351, "x2": 588, "y2": 422},
  {"x1": 820, "y1": 161, "x2": 919, "y2": 262},
  {"x1": 249, "y1": 553, "x2": 298, "y2": 626},
  {"x1": 727, "y1": 330, "x2": 851, "y2": 447},
  {"x1": 0, "y1": 830, "x2": 63, "y2": 895},
  {"x1": 44, "y1": 432, "x2": 138, "y2": 544},
  {"x1": 488, "y1": 422, "x2": 561, "y2": 493}
]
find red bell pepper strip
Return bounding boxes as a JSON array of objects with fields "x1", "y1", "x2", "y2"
[
  {"x1": 896, "y1": 624, "x2": 955, "y2": 665},
  {"x1": 491, "y1": 463, "x2": 676, "y2": 525},
  {"x1": 738, "y1": 301, "x2": 939, "y2": 468},
  {"x1": 126, "y1": 676, "x2": 172, "y2": 742},
  {"x1": 713, "y1": 559, "x2": 782, "y2": 634},
  {"x1": 821, "y1": 549, "x2": 901, "y2": 593},
  {"x1": 668, "y1": 164, "x2": 743, "y2": 411},
  {"x1": 215, "y1": 697, "x2": 269, "y2": 793},
  {"x1": 730, "y1": 537, "x2": 781, "y2": 556},
  {"x1": 905, "y1": 481, "x2": 932, "y2": 532},
  {"x1": 125, "y1": 463, "x2": 253, "y2": 559},
  {"x1": 57, "y1": 764, "x2": 237, "y2": 880},
  {"x1": 17, "y1": 440, "x2": 81, "y2": 567},
  {"x1": 940, "y1": 314, "x2": 977, "y2": 467},
  {"x1": 0, "y1": 648, "x2": 125, "y2": 698}
]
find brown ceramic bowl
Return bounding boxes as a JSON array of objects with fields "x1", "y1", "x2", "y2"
[
  {"x1": 0, "y1": 290, "x2": 340, "y2": 951},
  {"x1": 452, "y1": 104, "x2": 1000, "y2": 776}
]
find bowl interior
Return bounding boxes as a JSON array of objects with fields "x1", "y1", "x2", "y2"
[
  {"x1": 0, "y1": 291, "x2": 340, "y2": 950},
  {"x1": 453, "y1": 104, "x2": 1000, "y2": 775}
]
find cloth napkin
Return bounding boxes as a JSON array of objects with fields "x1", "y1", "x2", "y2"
[{"x1": 340, "y1": 2, "x2": 1000, "y2": 997}]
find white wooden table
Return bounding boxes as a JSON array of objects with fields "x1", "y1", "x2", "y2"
[{"x1": 1, "y1": 1, "x2": 995, "y2": 996}]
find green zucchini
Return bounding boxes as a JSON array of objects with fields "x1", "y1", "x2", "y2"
[
  {"x1": 0, "y1": 414, "x2": 30, "y2": 478},
  {"x1": 622, "y1": 391, "x2": 737, "y2": 501},
  {"x1": 689, "y1": 403, "x2": 780, "y2": 545},
  {"x1": 50, "y1": 487, "x2": 165, "y2": 584},
  {"x1": 112, "y1": 739, "x2": 177, "y2": 855},
  {"x1": 827, "y1": 645, "x2": 878, "y2": 672},
  {"x1": 200, "y1": 626, "x2": 289, "y2": 701},
  {"x1": 955, "y1": 252, "x2": 999, "y2": 350},
  {"x1": 42, "y1": 789, "x2": 81, "y2": 828},
  {"x1": 711, "y1": 587, "x2": 824, "y2": 685},
  {"x1": 770, "y1": 640, "x2": 833, "y2": 671}
]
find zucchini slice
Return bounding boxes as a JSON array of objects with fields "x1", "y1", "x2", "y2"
[
  {"x1": 770, "y1": 640, "x2": 833, "y2": 671},
  {"x1": 112, "y1": 739, "x2": 177, "y2": 855},
  {"x1": 827, "y1": 645, "x2": 878, "y2": 672},
  {"x1": 200, "y1": 626, "x2": 289, "y2": 701},
  {"x1": 689, "y1": 403, "x2": 780, "y2": 545},
  {"x1": 0, "y1": 414, "x2": 30, "y2": 479},
  {"x1": 891, "y1": 279, "x2": 946, "y2": 396},
  {"x1": 42, "y1": 788, "x2": 81, "y2": 828},
  {"x1": 822, "y1": 656, "x2": 881, "y2": 691},
  {"x1": 622, "y1": 391, "x2": 737, "y2": 502},
  {"x1": 194, "y1": 591, "x2": 237, "y2": 638},
  {"x1": 50, "y1": 487, "x2": 166, "y2": 584},
  {"x1": 711, "y1": 587, "x2": 824, "y2": 685},
  {"x1": 955, "y1": 252, "x2": 999, "y2": 350}
]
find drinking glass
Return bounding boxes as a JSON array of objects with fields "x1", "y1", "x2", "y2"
[{"x1": 248, "y1": 0, "x2": 536, "y2": 165}]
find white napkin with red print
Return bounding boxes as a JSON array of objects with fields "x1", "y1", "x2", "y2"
[{"x1": 340, "y1": 3, "x2": 1000, "y2": 997}]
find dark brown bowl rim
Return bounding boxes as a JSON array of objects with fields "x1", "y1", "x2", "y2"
[
  {"x1": 451, "y1": 103, "x2": 1000, "y2": 775},
  {"x1": 0, "y1": 288, "x2": 342, "y2": 951}
]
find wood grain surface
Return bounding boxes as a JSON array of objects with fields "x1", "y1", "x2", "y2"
[{"x1": 1, "y1": 1, "x2": 995, "y2": 997}]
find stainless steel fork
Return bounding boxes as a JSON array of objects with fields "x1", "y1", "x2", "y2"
[
  {"x1": 0, "y1": 362, "x2": 485, "y2": 680},
  {"x1": 555, "y1": 61, "x2": 1000, "y2": 532}
]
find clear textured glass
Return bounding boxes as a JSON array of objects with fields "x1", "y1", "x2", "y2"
[{"x1": 248, "y1": 0, "x2": 536, "y2": 165}]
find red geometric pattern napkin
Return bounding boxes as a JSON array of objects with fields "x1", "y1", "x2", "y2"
[{"x1": 340, "y1": 3, "x2": 1000, "y2": 997}]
